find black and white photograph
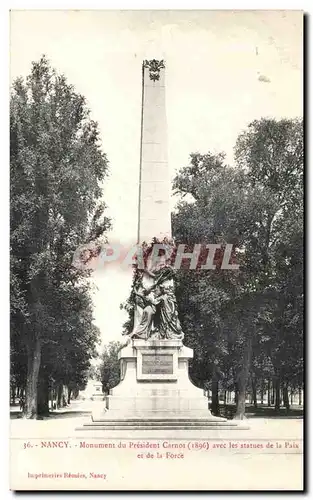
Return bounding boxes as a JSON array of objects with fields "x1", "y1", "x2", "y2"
[{"x1": 9, "y1": 9, "x2": 303, "y2": 491}]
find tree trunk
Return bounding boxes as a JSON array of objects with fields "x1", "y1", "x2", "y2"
[
  {"x1": 274, "y1": 377, "x2": 280, "y2": 411},
  {"x1": 283, "y1": 385, "x2": 290, "y2": 411},
  {"x1": 56, "y1": 384, "x2": 63, "y2": 409},
  {"x1": 62, "y1": 385, "x2": 68, "y2": 407},
  {"x1": 50, "y1": 389, "x2": 54, "y2": 411},
  {"x1": 267, "y1": 380, "x2": 271, "y2": 407},
  {"x1": 271, "y1": 381, "x2": 275, "y2": 405},
  {"x1": 235, "y1": 387, "x2": 238, "y2": 406},
  {"x1": 24, "y1": 338, "x2": 41, "y2": 419},
  {"x1": 234, "y1": 333, "x2": 252, "y2": 420},
  {"x1": 37, "y1": 372, "x2": 49, "y2": 416},
  {"x1": 252, "y1": 378, "x2": 257, "y2": 409},
  {"x1": 53, "y1": 389, "x2": 57, "y2": 409},
  {"x1": 11, "y1": 386, "x2": 16, "y2": 405},
  {"x1": 235, "y1": 376, "x2": 247, "y2": 420},
  {"x1": 68, "y1": 388, "x2": 72, "y2": 405},
  {"x1": 260, "y1": 380, "x2": 264, "y2": 405},
  {"x1": 299, "y1": 388, "x2": 302, "y2": 406},
  {"x1": 211, "y1": 368, "x2": 219, "y2": 416},
  {"x1": 290, "y1": 391, "x2": 293, "y2": 406}
]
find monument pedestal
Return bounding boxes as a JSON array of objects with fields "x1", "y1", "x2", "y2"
[
  {"x1": 106, "y1": 340, "x2": 213, "y2": 416},
  {"x1": 79, "y1": 340, "x2": 248, "y2": 431}
]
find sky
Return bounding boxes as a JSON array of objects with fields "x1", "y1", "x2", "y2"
[{"x1": 10, "y1": 10, "x2": 303, "y2": 347}]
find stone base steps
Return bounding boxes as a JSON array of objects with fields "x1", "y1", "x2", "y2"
[
  {"x1": 77, "y1": 418, "x2": 249, "y2": 431},
  {"x1": 79, "y1": 425, "x2": 245, "y2": 430}
]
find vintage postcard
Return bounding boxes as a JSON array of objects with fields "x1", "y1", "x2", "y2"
[{"x1": 10, "y1": 10, "x2": 303, "y2": 491}]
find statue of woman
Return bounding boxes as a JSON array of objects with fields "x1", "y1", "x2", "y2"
[
  {"x1": 125, "y1": 257, "x2": 184, "y2": 344},
  {"x1": 131, "y1": 265, "x2": 172, "y2": 333},
  {"x1": 130, "y1": 286, "x2": 163, "y2": 340},
  {"x1": 157, "y1": 283, "x2": 184, "y2": 340}
]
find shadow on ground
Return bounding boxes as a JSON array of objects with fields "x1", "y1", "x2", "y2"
[
  {"x1": 10, "y1": 410, "x2": 91, "y2": 420},
  {"x1": 216, "y1": 404, "x2": 303, "y2": 420},
  {"x1": 10, "y1": 404, "x2": 303, "y2": 420}
]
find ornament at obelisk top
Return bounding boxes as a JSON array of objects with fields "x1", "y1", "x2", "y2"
[{"x1": 143, "y1": 59, "x2": 165, "y2": 81}]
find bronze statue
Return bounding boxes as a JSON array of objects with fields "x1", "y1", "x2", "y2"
[
  {"x1": 127, "y1": 263, "x2": 184, "y2": 342},
  {"x1": 157, "y1": 283, "x2": 184, "y2": 340}
]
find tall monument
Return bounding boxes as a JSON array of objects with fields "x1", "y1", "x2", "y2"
[
  {"x1": 79, "y1": 61, "x2": 247, "y2": 431},
  {"x1": 137, "y1": 59, "x2": 171, "y2": 244}
]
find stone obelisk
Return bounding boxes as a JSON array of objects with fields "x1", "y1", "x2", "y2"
[
  {"x1": 137, "y1": 60, "x2": 171, "y2": 244},
  {"x1": 78, "y1": 61, "x2": 247, "y2": 432}
]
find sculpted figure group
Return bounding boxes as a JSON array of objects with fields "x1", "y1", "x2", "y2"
[{"x1": 125, "y1": 247, "x2": 184, "y2": 342}]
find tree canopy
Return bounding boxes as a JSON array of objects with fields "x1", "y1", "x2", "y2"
[
  {"x1": 173, "y1": 118, "x2": 303, "y2": 417},
  {"x1": 10, "y1": 55, "x2": 111, "y2": 417},
  {"x1": 99, "y1": 341, "x2": 123, "y2": 393}
]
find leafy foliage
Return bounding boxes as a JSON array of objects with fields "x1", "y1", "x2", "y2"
[
  {"x1": 99, "y1": 341, "x2": 123, "y2": 392},
  {"x1": 173, "y1": 118, "x2": 303, "y2": 417},
  {"x1": 10, "y1": 56, "x2": 110, "y2": 417}
]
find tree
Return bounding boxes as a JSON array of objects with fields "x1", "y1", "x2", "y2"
[
  {"x1": 173, "y1": 152, "x2": 251, "y2": 416},
  {"x1": 38, "y1": 284, "x2": 101, "y2": 411},
  {"x1": 235, "y1": 118, "x2": 303, "y2": 412},
  {"x1": 173, "y1": 117, "x2": 303, "y2": 418},
  {"x1": 10, "y1": 55, "x2": 110, "y2": 418},
  {"x1": 99, "y1": 341, "x2": 123, "y2": 394}
]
